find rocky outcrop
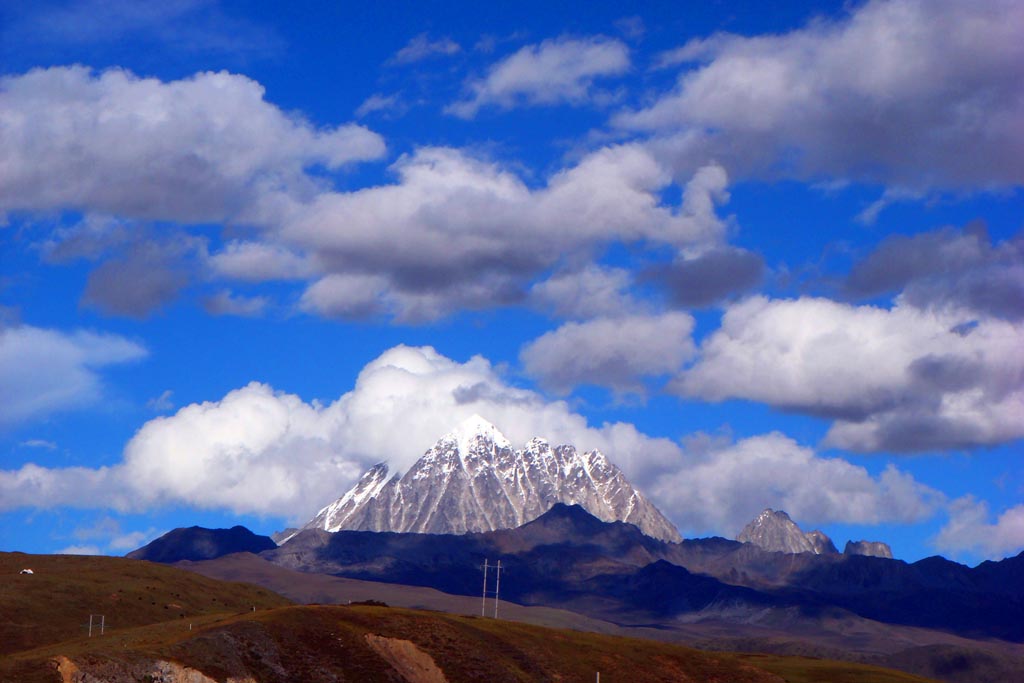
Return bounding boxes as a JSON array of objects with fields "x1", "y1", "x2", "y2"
[{"x1": 844, "y1": 540, "x2": 894, "y2": 558}]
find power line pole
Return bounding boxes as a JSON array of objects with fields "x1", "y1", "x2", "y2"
[
  {"x1": 481, "y1": 559, "x2": 505, "y2": 619},
  {"x1": 493, "y1": 560, "x2": 503, "y2": 619},
  {"x1": 481, "y1": 559, "x2": 489, "y2": 617}
]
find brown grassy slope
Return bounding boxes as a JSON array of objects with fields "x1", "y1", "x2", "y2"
[
  {"x1": 0, "y1": 551, "x2": 290, "y2": 656},
  {"x1": 0, "y1": 553, "x2": 937, "y2": 682},
  {"x1": 2, "y1": 604, "x2": 937, "y2": 683},
  {"x1": 329, "y1": 607, "x2": 937, "y2": 683},
  {"x1": 180, "y1": 551, "x2": 666, "y2": 636}
]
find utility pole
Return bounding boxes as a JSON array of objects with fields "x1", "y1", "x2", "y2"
[
  {"x1": 493, "y1": 560, "x2": 503, "y2": 619},
  {"x1": 481, "y1": 559, "x2": 489, "y2": 617},
  {"x1": 481, "y1": 559, "x2": 505, "y2": 619}
]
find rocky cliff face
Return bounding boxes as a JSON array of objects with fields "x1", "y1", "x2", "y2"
[
  {"x1": 844, "y1": 540, "x2": 894, "y2": 558},
  {"x1": 806, "y1": 530, "x2": 840, "y2": 555},
  {"x1": 737, "y1": 509, "x2": 838, "y2": 555},
  {"x1": 301, "y1": 415, "x2": 681, "y2": 542}
]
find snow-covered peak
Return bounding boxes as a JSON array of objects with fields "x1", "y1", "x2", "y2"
[
  {"x1": 302, "y1": 418, "x2": 682, "y2": 542},
  {"x1": 305, "y1": 462, "x2": 393, "y2": 533},
  {"x1": 447, "y1": 414, "x2": 512, "y2": 452}
]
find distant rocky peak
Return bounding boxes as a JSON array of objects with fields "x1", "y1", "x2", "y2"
[
  {"x1": 844, "y1": 539, "x2": 894, "y2": 559},
  {"x1": 737, "y1": 508, "x2": 838, "y2": 555},
  {"x1": 750, "y1": 508, "x2": 797, "y2": 529}
]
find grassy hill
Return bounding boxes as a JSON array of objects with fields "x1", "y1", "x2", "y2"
[
  {"x1": 0, "y1": 551, "x2": 290, "y2": 655},
  {"x1": 0, "y1": 552, "x2": 936, "y2": 682}
]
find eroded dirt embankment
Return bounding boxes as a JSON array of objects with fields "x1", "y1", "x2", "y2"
[{"x1": 365, "y1": 633, "x2": 449, "y2": 683}]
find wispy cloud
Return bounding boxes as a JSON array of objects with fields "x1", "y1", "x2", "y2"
[
  {"x1": 20, "y1": 439, "x2": 57, "y2": 450},
  {"x1": 0, "y1": 325, "x2": 147, "y2": 428},
  {"x1": 146, "y1": 390, "x2": 175, "y2": 412},
  {"x1": 5, "y1": 0, "x2": 284, "y2": 60},
  {"x1": 57, "y1": 544, "x2": 102, "y2": 555},
  {"x1": 355, "y1": 93, "x2": 405, "y2": 118},
  {"x1": 448, "y1": 36, "x2": 630, "y2": 118},
  {"x1": 202, "y1": 291, "x2": 268, "y2": 318},
  {"x1": 390, "y1": 33, "x2": 461, "y2": 64}
]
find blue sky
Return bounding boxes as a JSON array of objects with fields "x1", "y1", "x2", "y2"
[{"x1": 1, "y1": 0, "x2": 1022, "y2": 564}]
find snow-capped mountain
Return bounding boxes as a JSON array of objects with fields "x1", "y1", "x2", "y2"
[
  {"x1": 300, "y1": 415, "x2": 682, "y2": 543},
  {"x1": 736, "y1": 508, "x2": 838, "y2": 555}
]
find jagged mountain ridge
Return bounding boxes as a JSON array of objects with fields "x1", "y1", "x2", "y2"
[
  {"x1": 302, "y1": 415, "x2": 682, "y2": 542},
  {"x1": 737, "y1": 508, "x2": 894, "y2": 559}
]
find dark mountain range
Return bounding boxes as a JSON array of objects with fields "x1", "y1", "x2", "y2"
[
  {"x1": 132, "y1": 505, "x2": 1024, "y2": 643},
  {"x1": 265, "y1": 504, "x2": 713, "y2": 618},
  {"x1": 127, "y1": 524, "x2": 276, "y2": 562}
]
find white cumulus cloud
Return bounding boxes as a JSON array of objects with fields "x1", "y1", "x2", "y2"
[
  {"x1": 620, "y1": 0, "x2": 1024, "y2": 190},
  {"x1": 934, "y1": 497, "x2": 1024, "y2": 560},
  {"x1": 653, "y1": 432, "x2": 943, "y2": 536},
  {"x1": 520, "y1": 312, "x2": 696, "y2": 394},
  {"x1": 0, "y1": 66, "x2": 385, "y2": 222},
  {"x1": 529, "y1": 265, "x2": 638, "y2": 319},
  {"x1": 285, "y1": 146, "x2": 728, "y2": 322},
  {"x1": 673, "y1": 296, "x2": 1024, "y2": 452}
]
